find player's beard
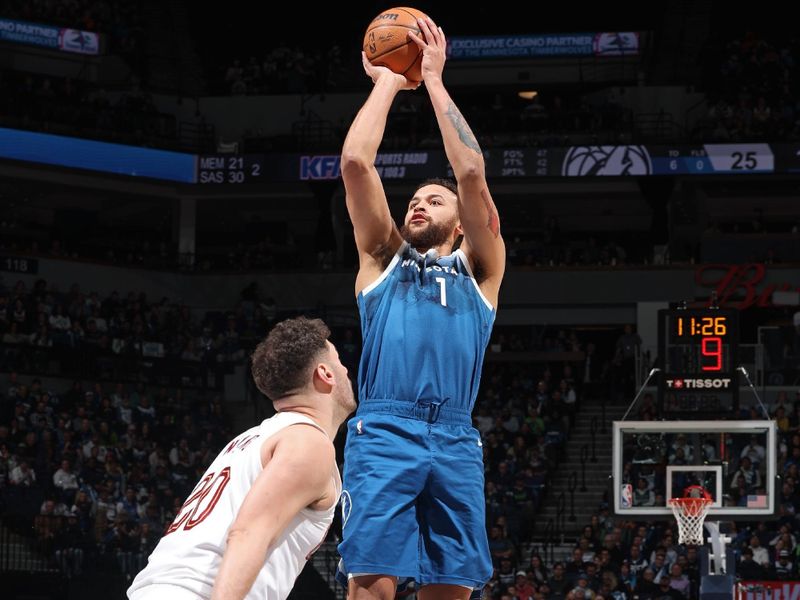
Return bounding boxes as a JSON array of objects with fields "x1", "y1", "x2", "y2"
[
  {"x1": 400, "y1": 217, "x2": 457, "y2": 251},
  {"x1": 335, "y1": 374, "x2": 357, "y2": 419}
]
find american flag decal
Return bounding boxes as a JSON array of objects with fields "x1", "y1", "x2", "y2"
[{"x1": 746, "y1": 495, "x2": 767, "y2": 508}]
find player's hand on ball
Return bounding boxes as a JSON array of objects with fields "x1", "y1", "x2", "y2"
[
  {"x1": 361, "y1": 52, "x2": 419, "y2": 90},
  {"x1": 408, "y1": 17, "x2": 446, "y2": 83}
]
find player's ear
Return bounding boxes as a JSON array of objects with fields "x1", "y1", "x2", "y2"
[{"x1": 314, "y1": 363, "x2": 335, "y2": 389}]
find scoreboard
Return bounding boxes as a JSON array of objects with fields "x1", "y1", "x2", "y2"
[
  {"x1": 196, "y1": 142, "x2": 797, "y2": 184},
  {"x1": 651, "y1": 143, "x2": 774, "y2": 175},
  {"x1": 3, "y1": 126, "x2": 800, "y2": 186}
]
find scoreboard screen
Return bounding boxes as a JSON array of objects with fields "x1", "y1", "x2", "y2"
[{"x1": 194, "y1": 142, "x2": 799, "y2": 184}]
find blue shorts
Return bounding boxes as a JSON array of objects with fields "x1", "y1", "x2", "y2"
[{"x1": 337, "y1": 400, "x2": 492, "y2": 589}]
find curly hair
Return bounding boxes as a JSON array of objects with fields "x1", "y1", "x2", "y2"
[
  {"x1": 415, "y1": 177, "x2": 458, "y2": 197},
  {"x1": 251, "y1": 316, "x2": 331, "y2": 400}
]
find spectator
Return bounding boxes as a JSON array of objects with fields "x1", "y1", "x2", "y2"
[
  {"x1": 9, "y1": 458, "x2": 36, "y2": 486},
  {"x1": 730, "y1": 456, "x2": 762, "y2": 497},
  {"x1": 571, "y1": 572, "x2": 595, "y2": 600},
  {"x1": 669, "y1": 434, "x2": 694, "y2": 462},
  {"x1": 488, "y1": 524, "x2": 516, "y2": 565},
  {"x1": 40, "y1": 497, "x2": 70, "y2": 517},
  {"x1": 584, "y1": 561, "x2": 602, "y2": 592},
  {"x1": 634, "y1": 477, "x2": 656, "y2": 507},
  {"x1": 497, "y1": 557, "x2": 517, "y2": 588},
  {"x1": 649, "y1": 550, "x2": 671, "y2": 584},
  {"x1": 3, "y1": 322, "x2": 28, "y2": 345},
  {"x1": 515, "y1": 570, "x2": 536, "y2": 599},
  {"x1": 635, "y1": 567, "x2": 659, "y2": 597},
  {"x1": 739, "y1": 547, "x2": 766, "y2": 579},
  {"x1": 772, "y1": 549, "x2": 795, "y2": 580},
  {"x1": 668, "y1": 563, "x2": 690, "y2": 597},
  {"x1": 559, "y1": 378, "x2": 578, "y2": 426},
  {"x1": 768, "y1": 527, "x2": 797, "y2": 552},
  {"x1": 548, "y1": 562, "x2": 571, "y2": 599},
  {"x1": 601, "y1": 531, "x2": 625, "y2": 568},
  {"x1": 53, "y1": 459, "x2": 80, "y2": 504},
  {"x1": 578, "y1": 536, "x2": 596, "y2": 563},
  {"x1": 48, "y1": 305, "x2": 71, "y2": 333},
  {"x1": 54, "y1": 511, "x2": 87, "y2": 578},
  {"x1": 614, "y1": 324, "x2": 641, "y2": 397},
  {"x1": 749, "y1": 534, "x2": 770, "y2": 568},
  {"x1": 565, "y1": 547, "x2": 585, "y2": 582},
  {"x1": 629, "y1": 543, "x2": 650, "y2": 577},
  {"x1": 116, "y1": 487, "x2": 141, "y2": 522},
  {"x1": 528, "y1": 554, "x2": 549, "y2": 586},
  {"x1": 741, "y1": 435, "x2": 767, "y2": 468},
  {"x1": 656, "y1": 575, "x2": 684, "y2": 600}
]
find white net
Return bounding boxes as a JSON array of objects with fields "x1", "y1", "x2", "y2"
[{"x1": 668, "y1": 497, "x2": 712, "y2": 545}]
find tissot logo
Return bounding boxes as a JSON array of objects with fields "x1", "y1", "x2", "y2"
[
  {"x1": 562, "y1": 145, "x2": 652, "y2": 176},
  {"x1": 666, "y1": 378, "x2": 732, "y2": 389}
]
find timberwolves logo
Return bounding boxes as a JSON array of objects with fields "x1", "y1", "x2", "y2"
[
  {"x1": 562, "y1": 145, "x2": 652, "y2": 176},
  {"x1": 340, "y1": 490, "x2": 352, "y2": 527}
]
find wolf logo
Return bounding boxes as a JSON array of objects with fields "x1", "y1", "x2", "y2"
[{"x1": 562, "y1": 145, "x2": 652, "y2": 176}]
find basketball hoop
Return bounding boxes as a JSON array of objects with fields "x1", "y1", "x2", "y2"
[{"x1": 668, "y1": 486, "x2": 713, "y2": 546}]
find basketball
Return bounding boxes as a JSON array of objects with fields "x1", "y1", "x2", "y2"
[{"x1": 363, "y1": 7, "x2": 429, "y2": 83}]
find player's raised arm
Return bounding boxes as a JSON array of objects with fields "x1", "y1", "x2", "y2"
[
  {"x1": 341, "y1": 53, "x2": 417, "y2": 293},
  {"x1": 210, "y1": 426, "x2": 334, "y2": 600},
  {"x1": 410, "y1": 17, "x2": 506, "y2": 306}
]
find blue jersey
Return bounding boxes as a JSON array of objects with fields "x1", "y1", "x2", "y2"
[{"x1": 356, "y1": 241, "x2": 495, "y2": 413}]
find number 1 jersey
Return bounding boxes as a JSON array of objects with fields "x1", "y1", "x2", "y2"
[{"x1": 357, "y1": 242, "x2": 496, "y2": 413}]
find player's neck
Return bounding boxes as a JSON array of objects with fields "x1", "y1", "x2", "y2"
[
  {"x1": 413, "y1": 242, "x2": 453, "y2": 257},
  {"x1": 273, "y1": 399, "x2": 338, "y2": 440}
]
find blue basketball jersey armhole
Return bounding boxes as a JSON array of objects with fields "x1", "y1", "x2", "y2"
[
  {"x1": 453, "y1": 249, "x2": 495, "y2": 317},
  {"x1": 358, "y1": 241, "x2": 409, "y2": 300}
]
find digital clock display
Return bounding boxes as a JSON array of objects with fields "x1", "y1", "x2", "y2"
[
  {"x1": 674, "y1": 316, "x2": 727, "y2": 338},
  {"x1": 670, "y1": 315, "x2": 729, "y2": 372},
  {"x1": 658, "y1": 308, "x2": 739, "y2": 416},
  {"x1": 664, "y1": 312, "x2": 736, "y2": 373}
]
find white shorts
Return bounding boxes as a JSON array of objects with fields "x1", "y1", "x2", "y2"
[{"x1": 128, "y1": 583, "x2": 206, "y2": 600}]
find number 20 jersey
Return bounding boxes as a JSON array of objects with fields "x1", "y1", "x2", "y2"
[
  {"x1": 357, "y1": 242, "x2": 496, "y2": 413},
  {"x1": 127, "y1": 411, "x2": 338, "y2": 600}
]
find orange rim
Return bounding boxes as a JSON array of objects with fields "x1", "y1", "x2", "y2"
[{"x1": 669, "y1": 497, "x2": 712, "y2": 517}]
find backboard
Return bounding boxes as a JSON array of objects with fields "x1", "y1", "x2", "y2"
[{"x1": 612, "y1": 420, "x2": 777, "y2": 520}]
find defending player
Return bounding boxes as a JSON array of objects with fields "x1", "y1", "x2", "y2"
[{"x1": 128, "y1": 316, "x2": 356, "y2": 600}]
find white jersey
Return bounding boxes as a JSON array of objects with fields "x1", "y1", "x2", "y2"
[{"x1": 128, "y1": 411, "x2": 339, "y2": 600}]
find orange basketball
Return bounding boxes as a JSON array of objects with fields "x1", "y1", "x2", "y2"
[{"x1": 363, "y1": 7, "x2": 429, "y2": 83}]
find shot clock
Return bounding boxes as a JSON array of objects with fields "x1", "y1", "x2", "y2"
[
  {"x1": 670, "y1": 313, "x2": 730, "y2": 371},
  {"x1": 657, "y1": 307, "x2": 739, "y2": 416}
]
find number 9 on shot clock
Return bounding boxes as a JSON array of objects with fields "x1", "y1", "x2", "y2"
[{"x1": 657, "y1": 306, "x2": 740, "y2": 416}]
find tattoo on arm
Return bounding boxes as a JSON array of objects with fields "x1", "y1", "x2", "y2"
[
  {"x1": 481, "y1": 189, "x2": 500, "y2": 238},
  {"x1": 445, "y1": 102, "x2": 481, "y2": 154}
]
